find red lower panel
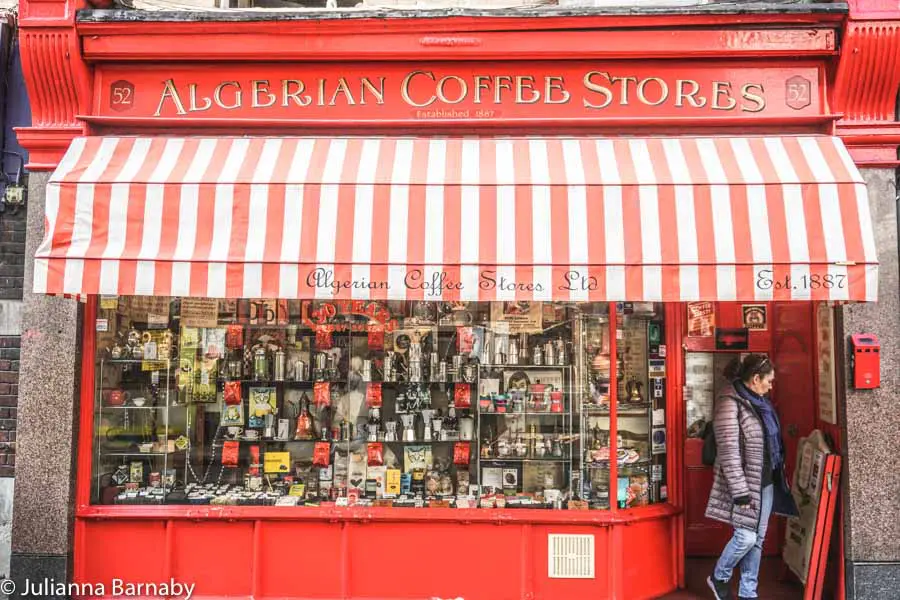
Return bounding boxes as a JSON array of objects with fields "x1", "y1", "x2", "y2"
[
  {"x1": 80, "y1": 520, "x2": 167, "y2": 587},
  {"x1": 348, "y1": 522, "x2": 523, "y2": 599},
  {"x1": 76, "y1": 515, "x2": 677, "y2": 600},
  {"x1": 622, "y1": 517, "x2": 676, "y2": 599},
  {"x1": 531, "y1": 524, "x2": 611, "y2": 600},
  {"x1": 171, "y1": 521, "x2": 254, "y2": 595},
  {"x1": 257, "y1": 522, "x2": 344, "y2": 598}
]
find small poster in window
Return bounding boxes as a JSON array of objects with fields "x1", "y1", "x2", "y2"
[
  {"x1": 503, "y1": 369, "x2": 563, "y2": 395},
  {"x1": 742, "y1": 304, "x2": 768, "y2": 331},
  {"x1": 181, "y1": 298, "x2": 219, "y2": 328},
  {"x1": 651, "y1": 427, "x2": 667, "y2": 454},
  {"x1": 264, "y1": 451, "x2": 291, "y2": 474},
  {"x1": 491, "y1": 302, "x2": 543, "y2": 333},
  {"x1": 248, "y1": 387, "x2": 277, "y2": 428},
  {"x1": 481, "y1": 467, "x2": 503, "y2": 494},
  {"x1": 221, "y1": 402, "x2": 244, "y2": 427},
  {"x1": 687, "y1": 302, "x2": 715, "y2": 337},
  {"x1": 241, "y1": 299, "x2": 289, "y2": 325}
]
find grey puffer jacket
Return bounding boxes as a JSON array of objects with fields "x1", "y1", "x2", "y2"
[{"x1": 705, "y1": 382, "x2": 768, "y2": 531}]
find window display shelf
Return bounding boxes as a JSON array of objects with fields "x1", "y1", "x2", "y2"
[
  {"x1": 480, "y1": 412, "x2": 567, "y2": 417},
  {"x1": 382, "y1": 440, "x2": 473, "y2": 444},
  {"x1": 481, "y1": 457, "x2": 570, "y2": 463},
  {"x1": 219, "y1": 379, "x2": 471, "y2": 386},
  {"x1": 103, "y1": 359, "x2": 174, "y2": 366},
  {"x1": 584, "y1": 403, "x2": 652, "y2": 415},
  {"x1": 478, "y1": 364, "x2": 572, "y2": 370},
  {"x1": 103, "y1": 450, "x2": 187, "y2": 457},
  {"x1": 585, "y1": 459, "x2": 652, "y2": 469},
  {"x1": 101, "y1": 404, "x2": 184, "y2": 410},
  {"x1": 93, "y1": 298, "x2": 668, "y2": 511},
  {"x1": 214, "y1": 438, "x2": 475, "y2": 445}
]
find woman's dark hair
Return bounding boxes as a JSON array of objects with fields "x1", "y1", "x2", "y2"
[{"x1": 723, "y1": 353, "x2": 774, "y2": 383}]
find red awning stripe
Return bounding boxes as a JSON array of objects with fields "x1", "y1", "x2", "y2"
[{"x1": 35, "y1": 135, "x2": 878, "y2": 302}]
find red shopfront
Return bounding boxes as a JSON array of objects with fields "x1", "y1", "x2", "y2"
[{"x1": 22, "y1": 8, "x2": 878, "y2": 600}]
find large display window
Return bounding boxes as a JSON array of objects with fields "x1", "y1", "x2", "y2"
[{"x1": 92, "y1": 298, "x2": 669, "y2": 509}]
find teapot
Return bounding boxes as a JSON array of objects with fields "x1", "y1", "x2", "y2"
[{"x1": 626, "y1": 378, "x2": 644, "y2": 403}]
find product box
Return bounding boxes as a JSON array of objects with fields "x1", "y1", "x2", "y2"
[
  {"x1": 130, "y1": 461, "x2": 143, "y2": 484},
  {"x1": 502, "y1": 468, "x2": 519, "y2": 496},
  {"x1": 368, "y1": 466, "x2": 387, "y2": 498},
  {"x1": 348, "y1": 452, "x2": 367, "y2": 494},
  {"x1": 264, "y1": 451, "x2": 291, "y2": 474},
  {"x1": 385, "y1": 469, "x2": 401, "y2": 497}
]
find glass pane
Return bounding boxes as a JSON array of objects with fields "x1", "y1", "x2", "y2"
[
  {"x1": 614, "y1": 302, "x2": 667, "y2": 507},
  {"x1": 685, "y1": 352, "x2": 765, "y2": 438},
  {"x1": 91, "y1": 298, "x2": 665, "y2": 510},
  {"x1": 577, "y1": 305, "x2": 612, "y2": 509}
]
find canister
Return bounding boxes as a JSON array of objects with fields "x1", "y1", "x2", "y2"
[
  {"x1": 253, "y1": 348, "x2": 268, "y2": 380},
  {"x1": 273, "y1": 350, "x2": 286, "y2": 382}
]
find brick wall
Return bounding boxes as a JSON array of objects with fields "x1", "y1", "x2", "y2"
[
  {"x1": 0, "y1": 208, "x2": 25, "y2": 300},
  {"x1": 0, "y1": 335, "x2": 18, "y2": 476},
  {"x1": 0, "y1": 207, "x2": 26, "y2": 477}
]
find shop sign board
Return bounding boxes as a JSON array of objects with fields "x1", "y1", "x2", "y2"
[
  {"x1": 94, "y1": 61, "x2": 823, "y2": 124},
  {"x1": 714, "y1": 328, "x2": 749, "y2": 351},
  {"x1": 816, "y1": 304, "x2": 836, "y2": 425},
  {"x1": 783, "y1": 430, "x2": 840, "y2": 593}
]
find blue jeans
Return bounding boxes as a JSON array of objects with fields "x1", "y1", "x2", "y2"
[{"x1": 713, "y1": 484, "x2": 774, "y2": 598}]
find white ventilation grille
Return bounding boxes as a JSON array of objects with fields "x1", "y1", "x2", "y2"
[{"x1": 547, "y1": 534, "x2": 595, "y2": 579}]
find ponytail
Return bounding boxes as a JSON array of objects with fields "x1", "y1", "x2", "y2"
[{"x1": 726, "y1": 353, "x2": 774, "y2": 384}]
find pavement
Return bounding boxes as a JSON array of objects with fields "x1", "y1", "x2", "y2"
[{"x1": 658, "y1": 558, "x2": 805, "y2": 599}]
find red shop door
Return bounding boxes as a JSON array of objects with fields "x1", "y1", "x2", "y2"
[
  {"x1": 682, "y1": 303, "x2": 816, "y2": 557},
  {"x1": 683, "y1": 351, "x2": 760, "y2": 556}
]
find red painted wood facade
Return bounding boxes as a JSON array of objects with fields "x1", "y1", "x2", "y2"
[{"x1": 16, "y1": 0, "x2": 900, "y2": 597}]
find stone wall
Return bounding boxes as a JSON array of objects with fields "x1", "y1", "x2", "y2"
[
  {"x1": 9, "y1": 171, "x2": 81, "y2": 595},
  {"x1": 841, "y1": 168, "x2": 900, "y2": 600}
]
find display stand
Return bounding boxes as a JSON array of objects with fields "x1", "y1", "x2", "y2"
[
  {"x1": 805, "y1": 454, "x2": 841, "y2": 600},
  {"x1": 782, "y1": 430, "x2": 841, "y2": 600}
]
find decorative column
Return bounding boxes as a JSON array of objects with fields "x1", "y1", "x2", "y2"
[
  {"x1": 835, "y1": 2, "x2": 900, "y2": 598},
  {"x1": 10, "y1": 0, "x2": 90, "y2": 593}
]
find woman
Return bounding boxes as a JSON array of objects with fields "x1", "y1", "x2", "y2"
[{"x1": 706, "y1": 354, "x2": 799, "y2": 600}]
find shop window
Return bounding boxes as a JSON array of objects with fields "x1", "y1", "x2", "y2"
[{"x1": 92, "y1": 299, "x2": 668, "y2": 509}]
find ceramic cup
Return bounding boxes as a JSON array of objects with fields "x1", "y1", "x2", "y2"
[{"x1": 108, "y1": 390, "x2": 130, "y2": 406}]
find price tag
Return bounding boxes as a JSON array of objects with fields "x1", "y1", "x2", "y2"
[{"x1": 151, "y1": 370, "x2": 160, "y2": 385}]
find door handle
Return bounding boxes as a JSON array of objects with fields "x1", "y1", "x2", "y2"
[{"x1": 787, "y1": 424, "x2": 799, "y2": 438}]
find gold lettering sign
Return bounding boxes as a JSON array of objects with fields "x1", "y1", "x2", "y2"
[{"x1": 152, "y1": 72, "x2": 774, "y2": 116}]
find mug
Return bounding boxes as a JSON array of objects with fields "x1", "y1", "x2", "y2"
[
  {"x1": 244, "y1": 429, "x2": 260, "y2": 440},
  {"x1": 226, "y1": 426, "x2": 243, "y2": 439},
  {"x1": 108, "y1": 390, "x2": 130, "y2": 406}
]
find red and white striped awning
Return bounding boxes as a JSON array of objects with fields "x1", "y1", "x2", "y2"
[{"x1": 35, "y1": 135, "x2": 877, "y2": 302}]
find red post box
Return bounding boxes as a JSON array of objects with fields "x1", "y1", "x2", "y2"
[{"x1": 850, "y1": 334, "x2": 880, "y2": 389}]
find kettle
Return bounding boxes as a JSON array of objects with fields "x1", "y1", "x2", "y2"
[{"x1": 626, "y1": 378, "x2": 644, "y2": 403}]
